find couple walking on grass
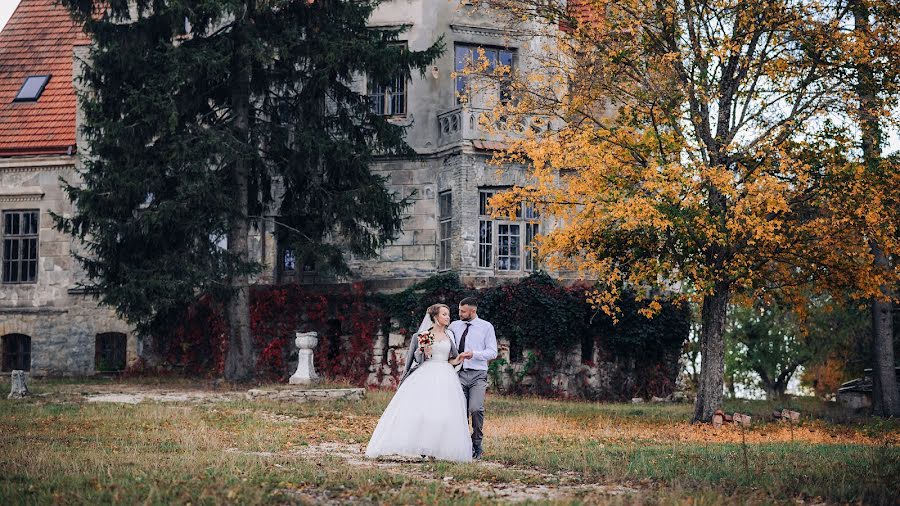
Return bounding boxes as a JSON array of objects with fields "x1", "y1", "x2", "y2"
[{"x1": 365, "y1": 297, "x2": 498, "y2": 462}]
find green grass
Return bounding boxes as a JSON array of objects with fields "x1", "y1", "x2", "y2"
[{"x1": 1, "y1": 380, "x2": 898, "y2": 505}]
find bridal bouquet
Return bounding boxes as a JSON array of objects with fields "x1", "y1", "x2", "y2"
[{"x1": 417, "y1": 330, "x2": 435, "y2": 349}]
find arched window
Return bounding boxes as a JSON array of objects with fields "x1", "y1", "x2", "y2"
[
  {"x1": 1, "y1": 334, "x2": 31, "y2": 372},
  {"x1": 95, "y1": 332, "x2": 127, "y2": 372}
]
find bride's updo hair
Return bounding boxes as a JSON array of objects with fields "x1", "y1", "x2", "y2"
[{"x1": 427, "y1": 303, "x2": 449, "y2": 322}]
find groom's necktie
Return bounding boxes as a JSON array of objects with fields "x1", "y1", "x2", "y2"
[{"x1": 459, "y1": 323, "x2": 471, "y2": 353}]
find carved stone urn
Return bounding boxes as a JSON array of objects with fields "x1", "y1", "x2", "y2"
[{"x1": 289, "y1": 331, "x2": 321, "y2": 385}]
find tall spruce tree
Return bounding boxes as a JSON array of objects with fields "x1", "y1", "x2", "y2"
[{"x1": 58, "y1": 0, "x2": 442, "y2": 381}]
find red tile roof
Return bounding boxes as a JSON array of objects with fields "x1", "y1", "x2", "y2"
[{"x1": 0, "y1": 0, "x2": 90, "y2": 156}]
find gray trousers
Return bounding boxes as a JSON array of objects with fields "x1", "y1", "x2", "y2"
[{"x1": 458, "y1": 369, "x2": 488, "y2": 445}]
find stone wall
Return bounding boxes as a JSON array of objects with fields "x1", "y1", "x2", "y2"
[
  {"x1": 0, "y1": 156, "x2": 137, "y2": 376},
  {"x1": 0, "y1": 295, "x2": 136, "y2": 376},
  {"x1": 365, "y1": 319, "x2": 679, "y2": 399}
]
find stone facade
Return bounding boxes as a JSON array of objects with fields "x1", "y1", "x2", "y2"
[
  {"x1": 2, "y1": 0, "x2": 558, "y2": 376},
  {"x1": 279, "y1": 1, "x2": 550, "y2": 290},
  {"x1": 0, "y1": 156, "x2": 137, "y2": 376}
]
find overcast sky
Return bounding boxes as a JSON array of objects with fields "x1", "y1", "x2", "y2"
[{"x1": 0, "y1": 0, "x2": 20, "y2": 33}]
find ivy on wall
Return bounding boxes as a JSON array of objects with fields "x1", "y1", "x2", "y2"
[
  {"x1": 378, "y1": 272, "x2": 690, "y2": 398},
  {"x1": 153, "y1": 272, "x2": 689, "y2": 397},
  {"x1": 156, "y1": 283, "x2": 381, "y2": 384}
]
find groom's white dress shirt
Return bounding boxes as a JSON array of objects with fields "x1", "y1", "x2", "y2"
[{"x1": 448, "y1": 317, "x2": 498, "y2": 371}]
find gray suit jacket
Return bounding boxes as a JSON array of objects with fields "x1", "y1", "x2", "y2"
[{"x1": 399, "y1": 327, "x2": 458, "y2": 385}]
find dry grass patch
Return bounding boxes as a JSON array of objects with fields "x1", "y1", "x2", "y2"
[
  {"x1": 2, "y1": 381, "x2": 899, "y2": 505},
  {"x1": 487, "y1": 412, "x2": 900, "y2": 446}
]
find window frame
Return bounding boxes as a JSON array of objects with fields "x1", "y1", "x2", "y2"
[
  {"x1": 477, "y1": 189, "x2": 539, "y2": 273},
  {"x1": 368, "y1": 44, "x2": 409, "y2": 117},
  {"x1": 454, "y1": 44, "x2": 515, "y2": 105},
  {"x1": 2, "y1": 209, "x2": 40, "y2": 284},
  {"x1": 478, "y1": 190, "x2": 494, "y2": 268},
  {"x1": 95, "y1": 332, "x2": 127, "y2": 373},
  {"x1": 438, "y1": 191, "x2": 453, "y2": 271},
  {"x1": 14, "y1": 75, "x2": 50, "y2": 102},
  {"x1": 1, "y1": 334, "x2": 31, "y2": 372},
  {"x1": 496, "y1": 222, "x2": 522, "y2": 271}
]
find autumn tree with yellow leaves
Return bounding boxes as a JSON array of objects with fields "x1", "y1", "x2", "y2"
[
  {"x1": 477, "y1": 0, "x2": 900, "y2": 420},
  {"x1": 846, "y1": 0, "x2": 900, "y2": 417}
]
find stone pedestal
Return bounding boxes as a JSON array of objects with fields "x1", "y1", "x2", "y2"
[
  {"x1": 8, "y1": 370, "x2": 29, "y2": 399},
  {"x1": 289, "y1": 331, "x2": 321, "y2": 385}
]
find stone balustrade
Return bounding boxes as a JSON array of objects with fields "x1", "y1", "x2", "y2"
[{"x1": 437, "y1": 106, "x2": 550, "y2": 147}]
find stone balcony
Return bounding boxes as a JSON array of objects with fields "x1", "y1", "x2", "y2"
[{"x1": 436, "y1": 106, "x2": 549, "y2": 149}]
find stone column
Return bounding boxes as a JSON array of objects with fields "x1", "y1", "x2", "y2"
[
  {"x1": 289, "y1": 331, "x2": 321, "y2": 385},
  {"x1": 8, "y1": 370, "x2": 29, "y2": 399}
]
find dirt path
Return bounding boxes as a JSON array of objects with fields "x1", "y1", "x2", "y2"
[{"x1": 227, "y1": 441, "x2": 642, "y2": 503}]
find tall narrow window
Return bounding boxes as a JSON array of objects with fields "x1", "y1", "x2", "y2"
[
  {"x1": 1, "y1": 334, "x2": 31, "y2": 372},
  {"x1": 478, "y1": 190, "x2": 494, "y2": 268},
  {"x1": 524, "y1": 202, "x2": 540, "y2": 272},
  {"x1": 497, "y1": 223, "x2": 521, "y2": 271},
  {"x1": 455, "y1": 45, "x2": 515, "y2": 104},
  {"x1": 2, "y1": 210, "x2": 39, "y2": 284},
  {"x1": 438, "y1": 191, "x2": 452, "y2": 270}
]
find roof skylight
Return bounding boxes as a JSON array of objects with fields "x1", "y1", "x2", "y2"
[{"x1": 14, "y1": 75, "x2": 51, "y2": 102}]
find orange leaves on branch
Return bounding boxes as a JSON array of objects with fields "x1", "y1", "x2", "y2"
[{"x1": 482, "y1": 0, "x2": 900, "y2": 316}]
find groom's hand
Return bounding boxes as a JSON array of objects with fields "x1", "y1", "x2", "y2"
[{"x1": 459, "y1": 351, "x2": 474, "y2": 360}]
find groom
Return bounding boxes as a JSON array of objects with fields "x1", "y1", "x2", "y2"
[{"x1": 449, "y1": 296, "x2": 498, "y2": 459}]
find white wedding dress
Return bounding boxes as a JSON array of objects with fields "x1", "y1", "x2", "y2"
[{"x1": 365, "y1": 338, "x2": 473, "y2": 462}]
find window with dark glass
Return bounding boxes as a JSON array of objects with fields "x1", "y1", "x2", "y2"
[
  {"x1": 95, "y1": 332, "x2": 127, "y2": 372},
  {"x1": 438, "y1": 191, "x2": 452, "y2": 270},
  {"x1": 2, "y1": 210, "x2": 39, "y2": 284},
  {"x1": 369, "y1": 45, "x2": 408, "y2": 116},
  {"x1": 454, "y1": 45, "x2": 514, "y2": 104},
  {"x1": 497, "y1": 223, "x2": 521, "y2": 271},
  {"x1": 1, "y1": 334, "x2": 31, "y2": 372},
  {"x1": 524, "y1": 202, "x2": 540, "y2": 272},
  {"x1": 369, "y1": 73, "x2": 407, "y2": 116},
  {"x1": 478, "y1": 190, "x2": 494, "y2": 268}
]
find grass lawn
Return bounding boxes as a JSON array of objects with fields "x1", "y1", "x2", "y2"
[{"x1": 1, "y1": 377, "x2": 897, "y2": 505}]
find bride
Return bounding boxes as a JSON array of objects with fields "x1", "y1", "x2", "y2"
[{"x1": 365, "y1": 303, "x2": 474, "y2": 462}]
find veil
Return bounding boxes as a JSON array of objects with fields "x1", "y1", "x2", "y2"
[{"x1": 416, "y1": 311, "x2": 434, "y2": 335}]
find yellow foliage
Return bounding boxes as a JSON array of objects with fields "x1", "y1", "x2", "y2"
[{"x1": 483, "y1": 0, "x2": 900, "y2": 318}]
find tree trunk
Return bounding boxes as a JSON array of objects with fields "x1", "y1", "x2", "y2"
[
  {"x1": 853, "y1": 1, "x2": 900, "y2": 417},
  {"x1": 693, "y1": 281, "x2": 730, "y2": 423},
  {"x1": 224, "y1": 2, "x2": 255, "y2": 383},
  {"x1": 871, "y1": 245, "x2": 899, "y2": 416}
]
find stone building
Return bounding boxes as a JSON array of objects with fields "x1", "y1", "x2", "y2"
[
  {"x1": 0, "y1": 0, "x2": 135, "y2": 376},
  {"x1": 0, "y1": 0, "x2": 577, "y2": 378},
  {"x1": 278, "y1": 1, "x2": 547, "y2": 290}
]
